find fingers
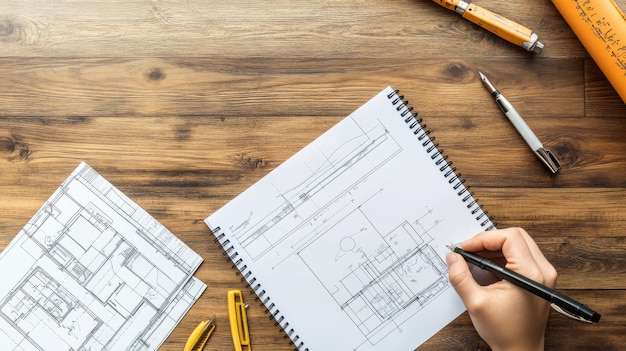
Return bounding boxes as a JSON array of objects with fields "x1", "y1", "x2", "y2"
[
  {"x1": 461, "y1": 228, "x2": 557, "y2": 286},
  {"x1": 517, "y1": 230, "x2": 556, "y2": 283},
  {"x1": 446, "y1": 252, "x2": 483, "y2": 306},
  {"x1": 463, "y1": 228, "x2": 529, "y2": 254}
]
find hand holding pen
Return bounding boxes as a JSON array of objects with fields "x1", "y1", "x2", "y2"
[{"x1": 446, "y1": 228, "x2": 558, "y2": 351}]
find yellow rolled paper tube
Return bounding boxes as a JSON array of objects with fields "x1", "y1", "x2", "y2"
[{"x1": 552, "y1": 0, "x2": 626, "y2": 103}]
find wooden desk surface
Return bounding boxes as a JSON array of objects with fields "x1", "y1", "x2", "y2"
[{"x1": 2, "y1": 1, "x2": 625, "y2": 350}]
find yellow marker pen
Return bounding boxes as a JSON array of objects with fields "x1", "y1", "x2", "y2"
[{"x1": 433, "y1": 0, "x2": 544, "y2": 54}]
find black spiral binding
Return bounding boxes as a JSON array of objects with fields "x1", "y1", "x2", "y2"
[
  {"x1": 213, "y1": 226, "x2": 308, "y2": 351},
  {"x1": 387, "y1": 89, "x2": 495, "y2": 230}
]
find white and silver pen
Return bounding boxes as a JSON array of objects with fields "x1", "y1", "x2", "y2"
[{"x1": 479, "y1": 72, "x2": 561, "y2": 174}]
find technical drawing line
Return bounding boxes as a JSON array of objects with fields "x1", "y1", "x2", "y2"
[
  {"x1": 270, "y1": 188, "x2": 386, "y2": 270},
  {"x1": 274, "y1": 122, "x2": 386, "y2": 198},
  {"x1": 236, "y1": 129, "x2": 403, "y2": 264},
  {"x1": 234, "y1": 119, "x2": 396, "y2": 246}
]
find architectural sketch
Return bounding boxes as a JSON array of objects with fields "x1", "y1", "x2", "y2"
[
  {"x1": 0, "y1": 162, "x2": 205, "y2": 351},
  {"x1": 222, "y1": 114, "x2": 451, "y2": 348},
  {"x1": 300, "y1": 209, "x2": 448, "y2": 346},
  {"x1": 230, "y1": 116, "x2": 403, "y2": 265},
  {"x1": 206, "y1": 87, "x2": 492, "y2": 350}
]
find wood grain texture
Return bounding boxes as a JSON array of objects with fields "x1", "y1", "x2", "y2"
[
  {"x1": 1, "y1": 0, "x2": 626, "y2": 350},
  {"x1": 0, "y1": 0, "x2": 584, "y2": 58},
  {"x1": 0, "y1": 58, "x2": 587, "y2": 118}
]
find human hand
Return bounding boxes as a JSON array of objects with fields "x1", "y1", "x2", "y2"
[{"x1": 446, "y1": 227, "x2": 557, "y2": 351}]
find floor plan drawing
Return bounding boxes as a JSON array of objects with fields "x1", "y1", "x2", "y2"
[
  {"x1": 300, "y1": 208, "x2": 449, "y2": 347},
  {"x1": 0, "y1": 162, "x2": 206, "y2": 351}
]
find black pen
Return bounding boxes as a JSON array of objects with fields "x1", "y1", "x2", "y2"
[{"x1": 447, "y1": 245, "x2": 601, "y2": 323}]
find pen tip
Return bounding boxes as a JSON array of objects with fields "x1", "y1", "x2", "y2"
[{"x1": 478, "y1": 72, "x2": 497, "y2": 94}]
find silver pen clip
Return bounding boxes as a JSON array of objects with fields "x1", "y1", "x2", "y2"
[
  {"x1": 535, "y1": 148, "x2": 561, "y2": 174},
  {"x1": 550, "y1": 304, "x2": 593, "y2": 324}
]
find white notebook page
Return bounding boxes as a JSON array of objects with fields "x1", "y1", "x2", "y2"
[{"x1": 205, "y1": 87, "x2": 493, "y2": 350}]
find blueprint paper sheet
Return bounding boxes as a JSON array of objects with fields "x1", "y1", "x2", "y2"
[
  {"x1": 206, "y1": 87, "x2": 494, "y2": 350},
  {"x1": 0, "y1": 162, "x2": 206, "y2": 351}
]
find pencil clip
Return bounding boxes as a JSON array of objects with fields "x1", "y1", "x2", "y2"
[
  {"x1": 550, "y1": 303, "x2": 592, "y2": 324},
  {"x1": 228, "y1": 289, "x2": 252, "y2": 351}
]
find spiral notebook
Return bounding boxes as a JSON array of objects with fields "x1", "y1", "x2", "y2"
[{"x1": 205, "y1": 87, "x2": 494, "y2": 350}]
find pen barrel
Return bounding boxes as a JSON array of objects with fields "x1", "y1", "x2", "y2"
[
  {"x1": 456, "y1": 248, "x2": 601, "y2": 323},
  {"x1": 462, "y1": 3, "x2": 534, "y2": 45},
  {"x1": 432, "y1": 0, "x2": 462, "y2": 12},
  {"x1": 496, "y1": 268, "x2": 599, "y2": 322},
  {"x1": 550, "y1": 290, "x2": 601, "y2": 323},
  {"x1": 495, "y1": 95, "x2": 543, "y2": 151}
]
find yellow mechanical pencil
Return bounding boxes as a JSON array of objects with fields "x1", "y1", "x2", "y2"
[{"x1": 433, "y1": 0, "x2": 544, "y2": 54}]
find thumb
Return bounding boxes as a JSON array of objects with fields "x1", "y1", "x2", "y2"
[{"x1": 446, "y1": 252, "x2": 481, "y2": 303}]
